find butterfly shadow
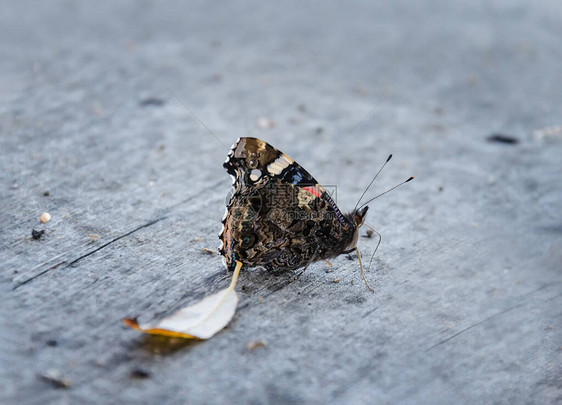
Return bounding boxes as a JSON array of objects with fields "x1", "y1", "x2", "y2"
[
  {"x1": 130, "y1": 333, "x2": 204, "y2": 357},
  {"x1": 230, "y1": 266, "x2": 313, "y2": 306}
]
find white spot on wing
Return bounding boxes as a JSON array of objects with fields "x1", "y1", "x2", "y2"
[
  {"x1": 222, "y1": 207, "x2": 229, "y2": 221},
  {"x1": 278, "y1": 156, "x2": 291, "y2": 169},
  {"x1": 267, "y1": 155, "x2": 293, "y2": 175},
  {"x1": 267, "y1": 162, "x2": 283, "y2": 175},
  {"x1": 249, "y1": 169, "x2": 262, "y2": 182}
]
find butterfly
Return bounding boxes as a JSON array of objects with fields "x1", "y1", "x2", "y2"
[
  {"x1": 123, "y1": 138, "x2": 412, "y2": 339},
  {"x1": 219, "y1": 137, "x2": 379, "y2": 276}
]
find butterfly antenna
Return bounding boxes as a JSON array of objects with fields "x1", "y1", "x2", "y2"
[
  {"x1": 358, "y1": 176, "x2": 414, "y2": 210},
  {"x1": 354, "y1": 154, "x2": 393, "y2": 211}
]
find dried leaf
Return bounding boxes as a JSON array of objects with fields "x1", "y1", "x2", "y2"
[
  {"x1": 247, "y1": 340, "x2": 267, "y2": 350},
  {"x1": 124, "y1": 261, "x2": 242, "y2": 340},
  {"x1": 39, "y1": 370, "x2": 72, "y2": 389}
]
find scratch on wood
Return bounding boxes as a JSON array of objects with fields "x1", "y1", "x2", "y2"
[
  {"x1": 362, "y1": 306, "x2": 380, "y2": 318},
  {"x1": 11, "y1": 179, "x2": 226, "y2": 291},
  {"x1": 12, "y1": 262, "x2": 67, "y2": 290},
  {"x1": 425, "y1": 283, "x2": 558, "y2": 351},
  {"x1": 12, "y1": 217, "x2": 166, "y2": 290},
  {"x1": 425, "y1": 304, "x2": 524, "y2": 351}
]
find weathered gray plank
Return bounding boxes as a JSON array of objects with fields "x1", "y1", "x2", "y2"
[{"x1": 1, "y1": 1, "x2": 561, "y2": 404}]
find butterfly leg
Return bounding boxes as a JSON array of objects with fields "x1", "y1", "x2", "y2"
[
  {"x1": 356, "y1": 247, "x2": 375, "y2": 293},
  {"x1": 363, "y1": 224, "x2": 382, "y2": 272},
  {"x1": 290, "y1": 262, "x2": 311, "y2": 283}
]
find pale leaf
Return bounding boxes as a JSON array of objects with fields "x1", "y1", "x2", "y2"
[{"x1": 124, "y1": 261, "x2": 242, "y2": 340}]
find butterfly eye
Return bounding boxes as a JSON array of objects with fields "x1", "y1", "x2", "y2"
[{"x1": 248, "y1": 159, "x2": 258, "y2": 168}]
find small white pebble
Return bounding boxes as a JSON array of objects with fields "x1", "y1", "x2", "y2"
[{"x1": 40, "y1": 212, "x2": 51, "y2": 223}]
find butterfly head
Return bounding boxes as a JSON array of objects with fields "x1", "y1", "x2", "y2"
[
  {"x1": 345, "y1": 206, "x2": 369, "y2": 251},
  {"x1": 352, "y1": 206, "x2": 369, "y2": 227}
]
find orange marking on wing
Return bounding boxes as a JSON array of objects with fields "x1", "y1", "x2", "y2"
[{"x1": 303, "y1": 186, "x2": 323, "y2": 198}]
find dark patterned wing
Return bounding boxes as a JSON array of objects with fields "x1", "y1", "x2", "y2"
[{"x1": 219, "y1": 137, "x2": 356, "y2": 271}]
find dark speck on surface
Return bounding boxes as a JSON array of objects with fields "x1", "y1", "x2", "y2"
[
  {"x1": 362, "y1": 229, "x2": 374, "y2": 238},
  {"x1": 130, "y1": 368, "x2": 151, "y2": 379},
  {"x1": 43, "y1": 190, "x2": 50, "y2": 196},
  {"x1": 32, "y1": 229, "x2": 45, "y2": 240},
  {"x1": 487, "y1": 133, "x2": 519, "y2": 144},
  {"x1": 139, "y1": 98, "x2": 165, "y2": 107},
  {"x1": 46, "y1": 339, "x2": 58, "y2": 347},
  {"x1": 540, "y1": 225, "x2": 562, "y2": 234}
]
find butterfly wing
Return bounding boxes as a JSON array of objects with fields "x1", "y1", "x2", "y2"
[{"x1": 220, "y1": 138, "x2": 356, "y2": 271}]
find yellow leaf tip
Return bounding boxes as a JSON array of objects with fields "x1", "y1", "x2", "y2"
[{"x1": 123, "y1": 317, "x2": 141, "y2": 330}]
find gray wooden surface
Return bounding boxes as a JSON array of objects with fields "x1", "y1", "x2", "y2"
[{"x1": 1, "y1": 1, "x2": 561, "y2": 404}]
